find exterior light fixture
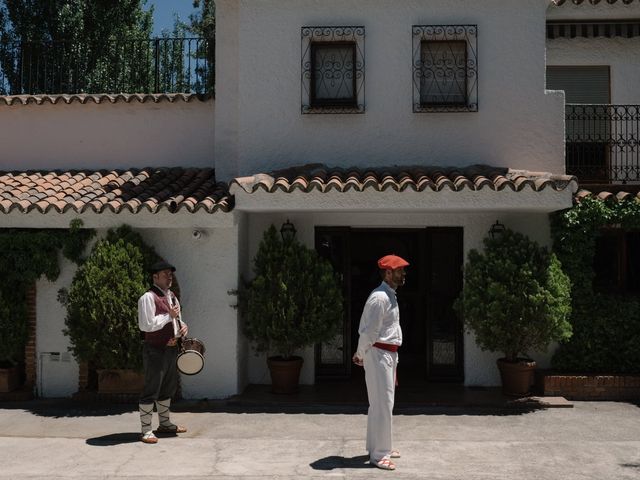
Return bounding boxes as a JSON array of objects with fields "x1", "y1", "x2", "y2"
[
  {"x1": 489, "y1": 220, "x2": 506, "y2": 239},
  {"x1": 280, "y1": 219, "x2": 297, "y2": 242}
]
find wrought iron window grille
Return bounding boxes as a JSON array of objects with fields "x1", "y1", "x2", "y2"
[
  {"x1": 565, "y1": 104, "x2": 640, "y2": 184},
  {"x1": 412, "y1": 25, "x2": 478, "y2": 113},
  {"x1": 301, "y1": 26, "x2": 365, "y2": 114}
]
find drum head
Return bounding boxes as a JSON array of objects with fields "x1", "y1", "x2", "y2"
[{"x1": 177, "y1": 350, "x2": 204, "y2": 375}]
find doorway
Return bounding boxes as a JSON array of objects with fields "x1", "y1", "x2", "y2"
[{"x1": 315, "y1": 227, "x2": 464, "y2": 383}]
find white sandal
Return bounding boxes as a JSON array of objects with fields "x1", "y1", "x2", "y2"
[
  {"x1": 374, "y1": 458, "x2": 396, "y2": 470},
  {"x1": 140, "y1": 431, "x2": 158, "y2": 444}
]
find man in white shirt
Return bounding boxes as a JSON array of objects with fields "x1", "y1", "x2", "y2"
[
  {"x1": 138, "y1": 260, "x2": 188, "y2": 444},
  {"x1": 352, "y1": 254, "x2": 408, "y2": 470}
]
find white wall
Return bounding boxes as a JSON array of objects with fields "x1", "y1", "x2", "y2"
[
  {"x1": 137, "y1": 227, "x2": 240, "y2": 399},
  {"x1": 547, "y1": 2, "x2": 640, "y2": 21},
  {"x1": 547, "y1": 37, "x2": 640, "y2": 104},
  {"x1": 0, "y1": 99, "x2": 215, "y2": 171},
  {"x1": 35, "y1": 225, "x2": 240, "y2": 399},
  {"x1": 215, "y1": 0, "x2": 565, "y2": 181},
  {"x1": 36, "y1": 254, "x2": 81, "y2": 398},
  {"x1": 242, "y1": 210, "x2": 554, "y2": 388}
]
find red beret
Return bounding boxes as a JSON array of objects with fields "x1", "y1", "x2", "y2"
[{"x1": 377, "y1": 254, "x2": 409, "y2": 270}]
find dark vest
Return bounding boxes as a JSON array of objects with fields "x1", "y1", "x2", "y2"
[{"x1": 143, "y1": 286, "x2": 176, "y2": 348}]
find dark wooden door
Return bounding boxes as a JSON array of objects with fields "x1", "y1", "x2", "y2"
[
  {"x1": 314, "y1": 226, "x2": 464, "y2": 382},
  {"x1": 425, "y1": 227, "x2": 464, "y2": 381}
]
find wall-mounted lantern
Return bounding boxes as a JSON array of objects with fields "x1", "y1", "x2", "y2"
[
  {"x1": 280, "y1": 219, "x2": 297, "y2": 242},
  {"x1": 489, "y1": 220, "x2": 506, "y2": 239}
]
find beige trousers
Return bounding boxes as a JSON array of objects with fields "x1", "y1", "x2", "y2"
[{"x1": 364, "y1": 346, "x2": 397, "y2": 462}]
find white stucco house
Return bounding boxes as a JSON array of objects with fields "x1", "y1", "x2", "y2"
[{"x1": 0, "y1": 0, "x2": 638, "y2": 399}]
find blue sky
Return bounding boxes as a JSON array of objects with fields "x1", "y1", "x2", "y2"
[{"x1": 147, "y1": 0, "x2": 197, "y2": 36}]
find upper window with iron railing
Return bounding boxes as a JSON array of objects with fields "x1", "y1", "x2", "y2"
[
  {"x1": 0, "y1": 37, "x2": 214, "y2": 96},
  {"x1": 565, "y1": 104, "x2": 640, "y2": 184}
]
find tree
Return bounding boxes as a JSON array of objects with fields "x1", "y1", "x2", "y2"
[
  {"x1": 187, "y1": 0, "x2": 215, "y2": 94},
  {"x1": 188, "y1": 0, "x2": 215, "y2": 39},
  {"x1": 61, "y1": 225, "x2": 161, "y2": 371},
  {"x1": 0, "y1": 0, "x2": 153, "y2": 94}
]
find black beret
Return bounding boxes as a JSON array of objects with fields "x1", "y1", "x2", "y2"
[{"x1": 150, "y1": 260, "x2": 176, "y2": 273}]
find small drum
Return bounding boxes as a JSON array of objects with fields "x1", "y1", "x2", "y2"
[{"x1": 177, "y1": 338, "x2": 206, "y2": 375}]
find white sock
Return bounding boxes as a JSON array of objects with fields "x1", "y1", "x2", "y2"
[
  {"x1": 139, "y1": 403, "x2": 154, "y2": 434},
  {"x1": 156, "y1": 399, "x2": 174, "y2": 427}
]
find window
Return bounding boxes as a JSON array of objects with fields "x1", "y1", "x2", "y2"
[
  {"x1": 546, "y1": 66, "x2": 612, "y2": 182},
  {"x1": 420, "y1": 40, "x2": 467, "y2": 106},
  {"x1": 310, "y1": 42, "x2": 357, "y2": 107},
  {"x1": 413, "y1": 25, "x2": 477, "y2": 113},
  {"x1": 594, "y1": 229, "x2": 640, "y2": 294},
  {"x1": 301, "y1": 26, "x2": 365, "y2": 114}
]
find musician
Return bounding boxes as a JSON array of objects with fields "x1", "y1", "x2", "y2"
[
  {"x1": 352, "y1": 254, "x2": 408, "y2": 470},
  {"x1": 137, "y1": 260, "x2": 188, "y2": 444}
]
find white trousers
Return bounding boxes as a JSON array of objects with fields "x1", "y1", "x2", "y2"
[{"x1": 364, "y1": 346, "x2": 397, "y2": 462}]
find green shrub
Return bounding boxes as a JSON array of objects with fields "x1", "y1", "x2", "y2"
[
  {"x1": 61, "y1": 226, "x2": 159, "y2": 370},
  {"x1": 455, "y1": 229, "x2": 572, "y2": 362},
  {"x1": 551, "y1": 197, "x2": 640, "y2": 373},
  {"x1": 0, "y1": 289, "x2": 27, "y2": 367},
  {"x1": 239, "y1": 225, "x2": 344, "y2": 359}
]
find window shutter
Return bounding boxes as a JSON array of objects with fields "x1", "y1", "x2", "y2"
[{"x1": 546, "y1": 66, "x2": 610, "y2": 104}]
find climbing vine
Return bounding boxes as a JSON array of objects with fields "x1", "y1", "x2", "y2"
[
  {"x1": 0, "y1": 219, "x2": 95, "y2": 366},
  {"x1": 551, "y1": 197, "x2": 640, "y2": 373}
]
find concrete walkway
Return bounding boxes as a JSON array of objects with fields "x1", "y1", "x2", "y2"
[{"x1": 0, "y1": 400, "x2": 639, "y2": 479}]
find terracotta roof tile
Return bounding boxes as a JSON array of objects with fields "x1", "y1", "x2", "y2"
[
  {"x1": 575, "y1": 184, "x2": 640, "y2": 203},
  {"x1": 230, "y1": 164, "x2": 577, "y2": 194},
  {"x1": 0, "y1": 93, "x2": 211, "y2": 107},
  {"x1": 0, "y1": 168, "x2": 231, "y2": 214}
]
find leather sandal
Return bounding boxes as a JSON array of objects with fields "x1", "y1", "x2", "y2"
[{"x1": 156, "y1": 424, "x2": 187, "y2": 434}]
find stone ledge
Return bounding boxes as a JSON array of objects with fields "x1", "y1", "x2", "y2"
[{"x1": 536, "y1": 371, "x2": 640, "y2": 400}]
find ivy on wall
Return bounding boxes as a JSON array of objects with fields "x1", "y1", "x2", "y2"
[
  {"x1": 0, "y1": 220, "x2": 95, "y2": 367},
  {"x1": 551, "y1": 197, "x2": 640, "y2": 373}
]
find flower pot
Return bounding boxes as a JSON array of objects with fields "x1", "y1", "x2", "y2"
[
  {"x1": 497, "y1": 358, "x2": 536, "y2": 397},
  {"x1": 267, "y1": 356, "x2": 304, "y2": 394},
  {"x1": 97, "y1": 369, "x2": 144, "y2": 394},
  {"x1": 0, "y1": 366, "x2": 20, "y2": 393}
]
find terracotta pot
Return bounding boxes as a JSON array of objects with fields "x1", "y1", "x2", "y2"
[
  {"x1": 267, "y1": 356, "x2": 304, "y2": 394},
  {"x1": 497, "y1": 358, "x2": 536, "y2": 397},
  {"x1": 0, "y1": 366, "x2": 20, "y2": 393},
  {"x1": 97, "y1": 369, "x2": 144, "y2": 394}
]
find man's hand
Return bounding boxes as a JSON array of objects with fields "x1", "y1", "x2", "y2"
[
  {"x1": 179, "y1": 323, "x2": 188, "y2": 337},
  {"x1": 169, "y1": 304, "x2": 180, "y2": 319},
  {"x1": 352, "y1": 353, "x2": 363, "y2": 367}
]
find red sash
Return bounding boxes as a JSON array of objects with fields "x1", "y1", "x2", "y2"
[{"x1": 373, "y1": 342, "x2": 399, "y2": 352}]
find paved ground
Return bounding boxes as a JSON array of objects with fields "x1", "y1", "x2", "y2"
[{"x1": 0, "y1": 400, "x2": 639, "y2": 479}]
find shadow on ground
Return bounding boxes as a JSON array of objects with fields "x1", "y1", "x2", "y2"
[
  {"x1": 0, "y1": 399, "x2": 136, "y2": 418},
  {"x1": 0, "y1": 397, "x2": 545, "y2": 418},
  {"x1": 85, "y1": 429, "x2": 180, "y2": 446},
  {"x1": 86, "y1": 432, "x2": 141, "y2": 446},
  {"x1": 310, "y1": 454, "x2": 371, "y2": 470}
]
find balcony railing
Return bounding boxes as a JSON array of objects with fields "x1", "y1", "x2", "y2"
[
  {"x1": 566, "y1": 104, "x2": 640, "y2": 184},
  {"x1": 0, "y1": 37, "x2": 214, "y2": 96}
]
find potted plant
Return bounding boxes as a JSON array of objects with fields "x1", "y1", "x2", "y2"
[
  {"x1": 0, "y1": 289, "x2": 27, "y2": 393},
  {"x1": 238, "y1": 225, "x2": 343, "y2": 393},
  {"x1": 60, "y1": 226, "x2": 160, "y2": 394},
  {"x1": 454, "y1": 228, "x2": 572, "y2": 396}
]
